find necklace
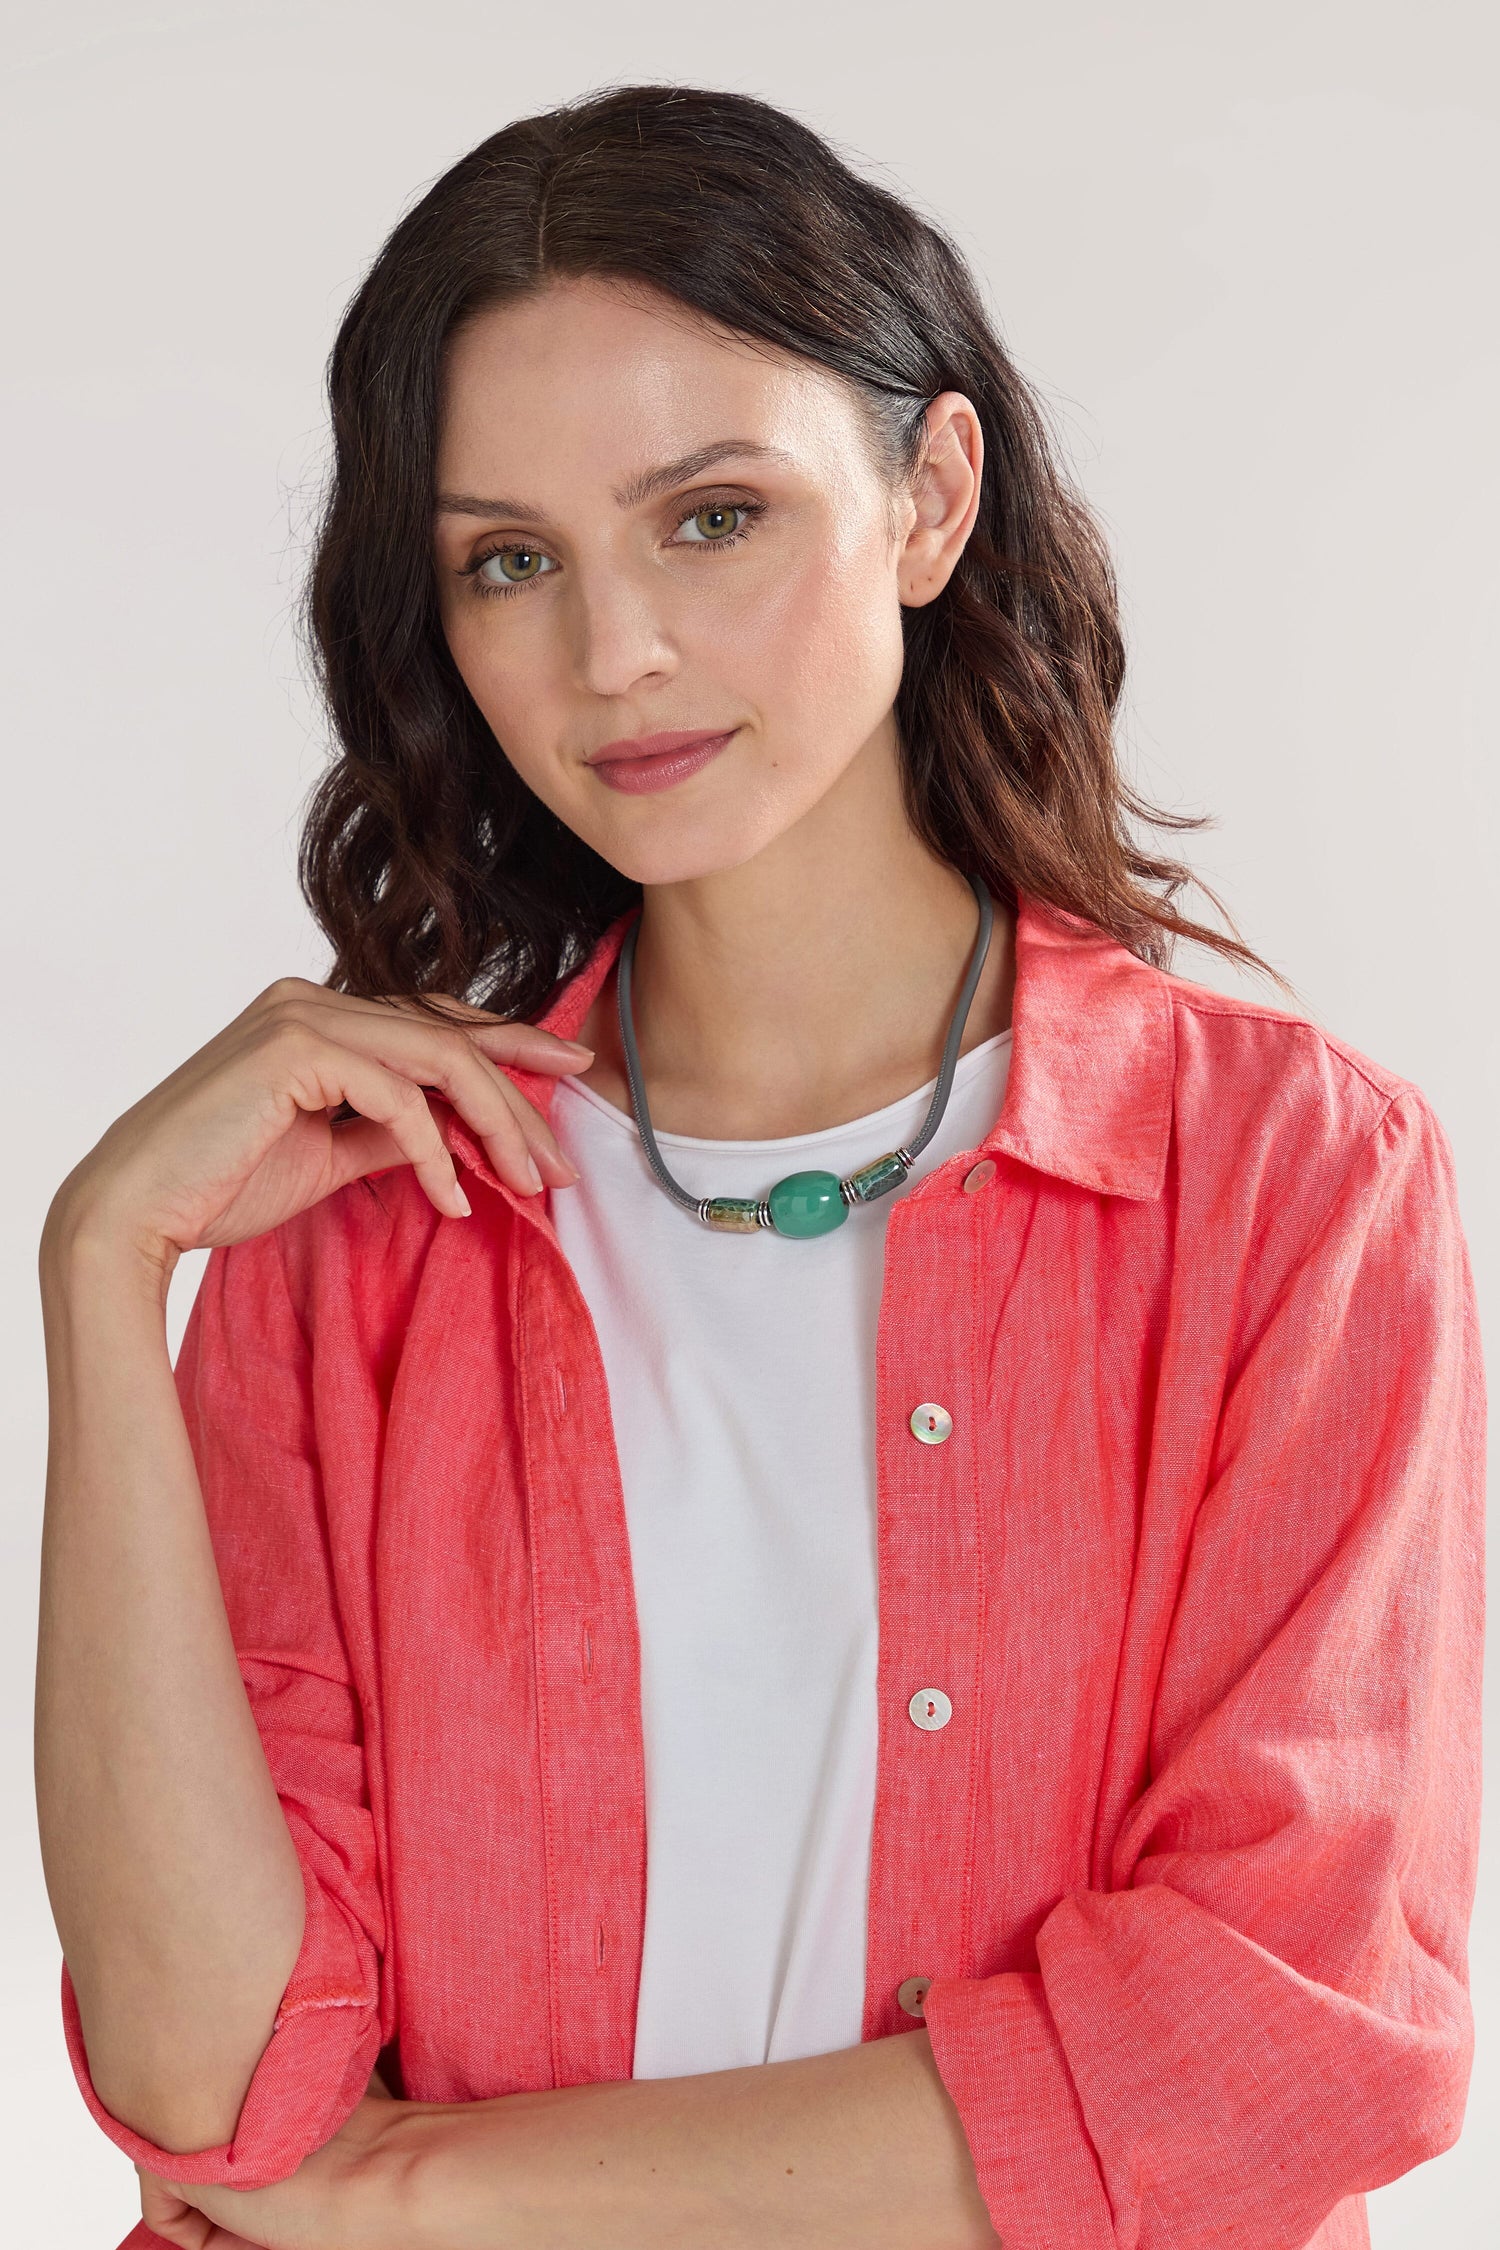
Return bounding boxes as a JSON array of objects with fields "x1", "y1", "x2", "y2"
[{"x1": 615, "y1": 872, "x2": 995, "y2": 1237}]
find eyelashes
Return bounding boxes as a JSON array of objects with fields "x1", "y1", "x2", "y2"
[{"x1": 458, "y1": 496, "x2": 767, "y2": 602}]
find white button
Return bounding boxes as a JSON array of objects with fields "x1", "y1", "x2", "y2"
[
  {"x1": 909, "y1": 1686, "x2": 953, "y2": 1730},
  {"x1": 963, "y1": 1159, "x2": 996, "y2": 1193},
  {"x1": 897, "y1": 1975, "x2": 932, "y2": 2017},
  {"x1": 910, "y1": 1402, "x2": 952, "y2": 1445}
]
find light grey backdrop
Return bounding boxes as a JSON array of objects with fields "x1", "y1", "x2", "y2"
[{"x1": 4, "y1": 3, "x2": 1494, "y2": 2241}]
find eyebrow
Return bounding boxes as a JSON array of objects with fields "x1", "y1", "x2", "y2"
[{"x1": 434, "y1": 438, "x2": 797, "y2": 524}]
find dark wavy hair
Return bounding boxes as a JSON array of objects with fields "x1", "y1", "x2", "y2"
[{"x1": 298, "y1": 80, "x2": 1289, "y2": 1023}]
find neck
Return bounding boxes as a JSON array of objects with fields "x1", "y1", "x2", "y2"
[{"x1": 572, "y1": 732, "x2": 1017, "y2": 1140}]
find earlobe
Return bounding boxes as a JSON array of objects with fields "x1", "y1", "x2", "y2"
[{"x1": 898, "y1": 566, "x2": 942, "y2": 610}]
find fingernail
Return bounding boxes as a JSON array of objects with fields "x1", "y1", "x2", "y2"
[
  {"x1": 453, "y1": 1183, "x2": 472, "y2": 1216},
  {"x1": 525, "y1": 1156, "x2": 543, "y2": 1192}
]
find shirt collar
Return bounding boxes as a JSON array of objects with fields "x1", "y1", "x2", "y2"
[
  {"x1": 443, "y1": 886, "x2": 1174, "y2": 1207},
  {"x1": 977, "y1": 890, "x2": 1175, "y2": 1202}
]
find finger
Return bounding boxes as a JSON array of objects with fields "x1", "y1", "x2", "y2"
[
  {"x1": 269, "y1": 1000, "x2": 572, "y2": 1197},
  {"x1": 331, "y1": 1093, "x2": 577, "y2": 1203},
  {"x1": 321, "y1": 1113, "x2": 419, "y2": 1192},
  {"x1": 491, "y1": 1069, "x2": 582, "y2": 1186},
  {"x1": 388, "y1": 1001, "x2": 596, "y2": 1078},
  {"x1": 414, "y1": 1016, "x2": 582, "y2": 1185},
  {"x1": 412, "y1": 1001, "x2": 597, "y2": 1075},
  {"x1": 360, "y1": 1021, "x2": 563, "y2": 1196},
  {"x1": 274, "y1": 1029, "x2": 473, "y2": 1218},
  {"x1": 353, "y1": 1009, "x2": 589, "y2": 1185},
  {"x1": 260, "y1": 980, "x2": 596, "y2": 1074},
  {"x1": 248, "y1": 986, "x2": 588, "y2": 1181}
]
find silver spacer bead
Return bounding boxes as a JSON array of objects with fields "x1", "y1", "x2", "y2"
[{"x1": 756, "y1": 1200, "x2": 774, "y2": 1228}]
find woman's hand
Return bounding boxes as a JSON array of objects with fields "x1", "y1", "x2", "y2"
[
  {"x1": 134, "y1": 2065, "x2": 403, "y2": 2250},
  {"x1": 46, "y1": 978, "x2": 592, "y2": 1284}
]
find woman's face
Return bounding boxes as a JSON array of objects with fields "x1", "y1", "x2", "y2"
[{"x1": 432, "y1": 275, "x2": 976, "y2": 886}]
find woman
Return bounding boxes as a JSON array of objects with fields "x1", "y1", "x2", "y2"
[{"x1": 36, "y1": 82, "x2": 1483, "y2": 2250}]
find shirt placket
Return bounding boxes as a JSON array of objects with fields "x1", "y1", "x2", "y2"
[
  {"x1": 864, "y1": 1156, "x2": 993, "y2": 2037},
  {"x1": 509, "y1": 1206, "x2": 648, "y2": 2089}
]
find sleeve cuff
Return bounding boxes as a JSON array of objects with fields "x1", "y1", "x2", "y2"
[
  {"x1": 923, "y1": 1967, "x2": 1117, "y2": 2250},
  {"x1": 60, "y1": 1853, "x2": 382, "y2": 2189}
]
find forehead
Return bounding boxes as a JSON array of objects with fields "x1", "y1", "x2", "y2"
[{"x1": 435, "y1": 275, "x2": 859, "y2": 483}]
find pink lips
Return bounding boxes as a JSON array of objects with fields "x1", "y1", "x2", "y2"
[{"x1": 586, "y1": 727, "x2": 738, "y2": 794}]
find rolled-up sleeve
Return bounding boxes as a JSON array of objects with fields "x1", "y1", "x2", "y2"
[
  {"x1": 924, "y1": 1084, "x2": 1486, "y2": 2250},
  {"x1": 59, "y1": 1222, "x2": 387, "y2": 2189}
]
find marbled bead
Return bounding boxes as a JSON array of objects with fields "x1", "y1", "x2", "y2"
[
  {"x1": 703, "y1": 1197, "x2": 764, "y2": 1233},
  {"x1": 767, "y1": 1169, "x2": 848, "y2": 1237},
  {"x1": 844, "y1": 1149, "x2": 910, "y2": 1204}
]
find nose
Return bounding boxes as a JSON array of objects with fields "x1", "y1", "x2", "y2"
[{"x1": 567, "y1": 558, "x2": 677, "y2": 700}]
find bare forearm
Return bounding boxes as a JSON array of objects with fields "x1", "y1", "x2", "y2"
[
  {"x1": 34, "y1": 1216, "x2": 305, "y2": 2154},
  {"x1": 374, "y1": 2027, "x2": 999, "y2": 2250}
]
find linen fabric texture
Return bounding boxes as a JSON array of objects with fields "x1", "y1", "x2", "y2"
[{"x1": 62, "y1": 891, "x2": 1486, "y2": 2250}]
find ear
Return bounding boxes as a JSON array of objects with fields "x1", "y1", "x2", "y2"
[{"x1": 897, "y1": 392, "x2": 984, "y2": 608}]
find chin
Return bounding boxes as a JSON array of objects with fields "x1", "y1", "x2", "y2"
[
  {"x1": 590, "y1": 806, "x2": 794, "y2": 889},
  {"x1": 598, "y1": 837, "x2": 772, "y2": 887}
]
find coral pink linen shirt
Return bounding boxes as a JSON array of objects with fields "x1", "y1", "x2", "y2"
[{"x1": 63, "y1": 890, "x2": 1485, "y2": 2250}]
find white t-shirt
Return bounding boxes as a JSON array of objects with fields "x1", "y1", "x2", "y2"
[{"x1": 549, "y1": 1028, "x2": 1014, "y2": 2079}]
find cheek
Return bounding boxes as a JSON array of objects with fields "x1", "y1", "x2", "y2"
[
  {"x1": 715, "y1": 528, "x2": 905, "y2": 751},
  {"x1": 441, "y1": 600, "x2": 565, "y2": 786}
]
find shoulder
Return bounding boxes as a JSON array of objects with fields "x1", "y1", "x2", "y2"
[
  {"x1": 1152, "y1": 951, "x2": 1423, "y2": 1141},
  {"x1": 1011, "y1": 895, "x2": 1444, "y2": 1212},
  {"x1": 1136, "y1": 951, "x2": 1459, "y2": 1247}
]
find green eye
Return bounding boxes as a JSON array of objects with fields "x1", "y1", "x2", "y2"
[
  {"x1": 481, "y1": 547, "x2": 548, "y2": 584},
  {"x1": 682, "y1": 504, "x2": 742, "y2": 541}
]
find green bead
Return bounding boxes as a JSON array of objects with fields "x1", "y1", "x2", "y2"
[{"x1": 767, "y1": 1169, "x2": 848, "y2": 1237}]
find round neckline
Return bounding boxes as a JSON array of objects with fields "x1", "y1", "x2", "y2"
[{"x1": 553, "y1": 1027, "x2": 1013, "y2": 1154}]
